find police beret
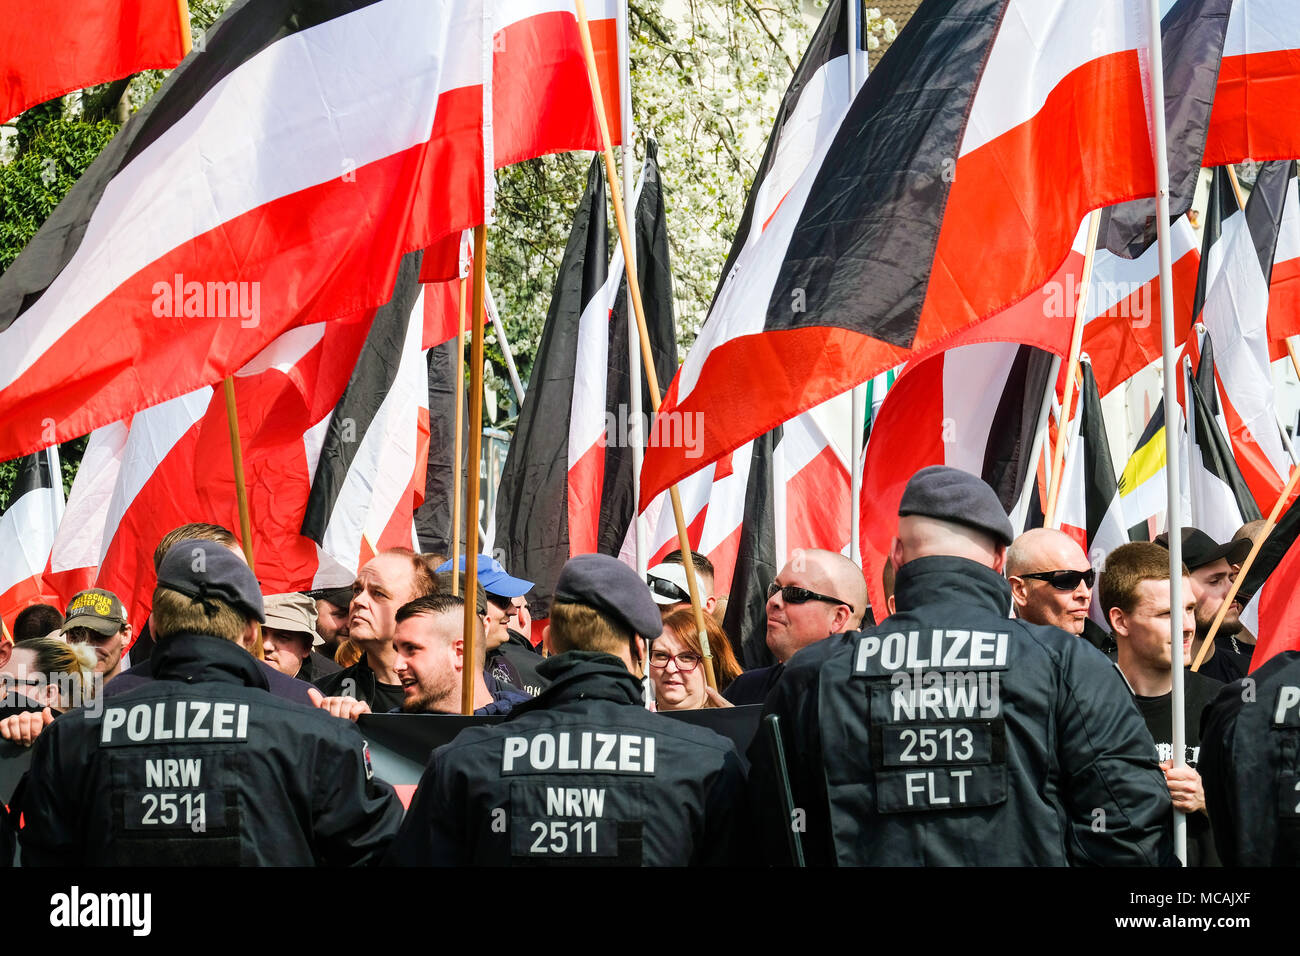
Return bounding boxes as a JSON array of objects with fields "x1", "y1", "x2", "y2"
[
  {"x1": 157, "y1": 538, "x2": 265, "y2": 623},
  {"x1": 898, "y1": 465, "x2": 1014, "y2": 546},
  {"x1": 553, "y1": 553, "x2": 662, "y2": 641}
]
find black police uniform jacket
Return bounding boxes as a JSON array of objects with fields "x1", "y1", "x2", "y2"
[
  {"x1": 748, "y1": 556, "x2": 1174, "y2": 866},
  {"x1": 19, "y1": 632, "x2": 403, "y2": 866},
  {"x1": 1199, "y1": 649, "x2": 1300, "y2": 865},
  {"x1": 387, "y1": 651, "x2": 747, "y2": 866}
]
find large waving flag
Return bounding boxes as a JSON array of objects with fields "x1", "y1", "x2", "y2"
[
  {"x1": 1203, "y1": 0, "x2": 1300, "y2": 166},
  {"x1": 859, "y1": 341, "x2": 1055, "y2": 618},
  {"x1": 0, "y1": 448, "x2": 64, "y2": 630},
  {"x1": 1198, "y1": 159, "x2": 1296, "y2": 509},
  {"x1": 0, "y1": 0, "x2": 490, "y2": 461},
  {"x1": 0, "y1": 0, "x2": 189, "y2": 123},
  {"x1": 643, "y1": 0, "x2": 1213, "y2": 508}
]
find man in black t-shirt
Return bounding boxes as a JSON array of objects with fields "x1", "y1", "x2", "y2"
[{"x1": 1101, "y1": 542, "x2": 1223, "y2": 865}]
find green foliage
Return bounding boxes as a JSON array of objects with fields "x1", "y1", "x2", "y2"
[{"x1": 0, "y1": 117, "x2": 117, "y2": 272}]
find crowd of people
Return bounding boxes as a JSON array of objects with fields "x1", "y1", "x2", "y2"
[{"x1": 0, "y1": 464, "x2": 1295, "y2": 866}]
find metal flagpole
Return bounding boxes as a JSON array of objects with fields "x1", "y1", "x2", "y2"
[
  {"x1": 1146, "y1": 0, "x2": 1188, "y2": 863},
  {"x1": 485, "y1": 283, "x2": 526, "y2": 405},
  {"x1": 848, "y1": 0, "x2": 867, "y2": 568},
  {"x1": 617, "y1": 0, "x2": 647, "y2": 577}
]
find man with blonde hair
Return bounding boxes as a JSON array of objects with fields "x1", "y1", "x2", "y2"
[{"x1": 19, "y1": 539, "x2": 402, "y2": 865}]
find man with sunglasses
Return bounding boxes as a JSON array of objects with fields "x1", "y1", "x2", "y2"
[
  {"x1": 746, "y1": 466, "x2": 1171, "y2": 866},
  {"x1": 724, "y1": 550, "x2": 867, "y2": 706},
  {"x1": 1006, "y1": 529, "x2": 1096, "y2": 638}
]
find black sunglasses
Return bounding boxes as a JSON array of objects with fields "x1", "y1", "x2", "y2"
[
  {"x1": 1017, "y1": 568, "x2": 1095, "y2": 591},
  {"x1": 767, "y1": 581, "x2": 854, "y2": 613},
  {"x1": 647, "y1": 575, "x2": 690, "y2": 604}
]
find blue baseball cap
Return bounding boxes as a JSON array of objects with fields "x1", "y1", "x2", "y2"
[{"x1": 436, "y1": 554, "x2": 533, "y2": 598}]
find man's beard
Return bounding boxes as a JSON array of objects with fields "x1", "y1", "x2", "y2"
[
  {"x1": 1195, "y1": 601, "x2": 1241, "y2": 638},
  {"x1": 401, "y1": 673, "x2": 458, "y2": 714}
]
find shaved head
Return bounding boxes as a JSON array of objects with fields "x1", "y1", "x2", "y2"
[
  {"x1": 892, "y1": 515, "x2": 1006, "y2": 573},
  {"x1": 1006, "y1": 528, "x2": 1094, "y2": 635},
  {"x1": 765, "y1": 549, "x2": 868, "y2": 662},
  {"x1": 1006, "y1": 528, "x2": 1090, "y2": 579}
]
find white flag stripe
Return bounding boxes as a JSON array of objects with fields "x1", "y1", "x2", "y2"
[{"x1": 960, "y1": 0, "x2": 1144, "y2": 157}]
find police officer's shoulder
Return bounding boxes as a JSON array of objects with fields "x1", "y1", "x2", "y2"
[
  {"x1": 1206, "y1": 649, "x2": 1300, "y2": 728},
  {"x1": 784, "y1": 630, "x2": 857, "y2": 681}
]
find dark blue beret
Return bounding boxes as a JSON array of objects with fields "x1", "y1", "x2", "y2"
[
  {"x1": 898, "y1": 466, "x2": 1014, "y2": 546},
  {"x1": 157, "y1": 538, "x2": 265, "y2": 623},
  {"x1": 553, "y1": 553, "x2": 662, "y2": 641}
]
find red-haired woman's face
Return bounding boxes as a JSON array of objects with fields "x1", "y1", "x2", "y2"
[{"x1": 649, "y1": 629, "x2": 705, "y2": 711}]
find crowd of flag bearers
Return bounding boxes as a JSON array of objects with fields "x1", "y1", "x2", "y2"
[{"x1": 3, "y1": 0, "x2": 1300, "y2": 867}]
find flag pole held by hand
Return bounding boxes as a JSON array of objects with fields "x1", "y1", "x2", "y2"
[{"x1": 574, "y1": 0, "x2": 716, "y2": 689}]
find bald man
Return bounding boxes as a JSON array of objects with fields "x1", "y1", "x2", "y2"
[
  {"x1": 724, "y1": 549, "x2": 867, "y2": 705},
  {"x1": 1006, "y1": 529, "x2": 1095, "y2": 636}
]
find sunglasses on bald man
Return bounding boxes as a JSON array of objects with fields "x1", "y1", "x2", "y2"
[{"x1": 1016, "y1": 568, "x2": 1095, "y2": 591}]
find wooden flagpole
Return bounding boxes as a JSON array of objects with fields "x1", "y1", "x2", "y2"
[
  {"x1": 575, "y1": 0, "x2": 716, "y2": 689},
  {"x1": 222, "y1": 377, "x2": 256, "y2": 573},
  {"x1": 1044, "y1": 210, "x2": 1102, "y2": 528},
  {"x1": 461, "y1": 226, "x2": 488, "y2": 715},
  {"x1": 450, "y1": 276, "x2": 467, "y2": 597},
  {"x1": 177, "y1": 0, "x2": 192, "y2": 56},
  {"x1": 1192, "y1": 462, "x2": 1300, "y2": 671}
]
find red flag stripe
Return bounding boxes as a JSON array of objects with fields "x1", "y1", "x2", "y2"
[
  {"x1": 1204, "y1": 0, "x2": 1300, "y2": 166},
  {"x1": 493, "y1": 1, "x2": 621, "y2": 167},
  {"x1": 0, "y1": 0, "x2": 187, "y2": 123}
]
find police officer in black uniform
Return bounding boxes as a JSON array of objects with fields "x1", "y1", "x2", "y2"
[
  {"x1": 748, "y1": 466, "x2": 1174, "y2": 865},
  {"x1": 19, "y1": 539, "x2": 403, "y2": 865},
  {"x1": 388, "y1": 553, "x2": 747, "y2": 866},
  {"x1": 1199, "y1": 648, "x2": 1300, "y2": 864}
]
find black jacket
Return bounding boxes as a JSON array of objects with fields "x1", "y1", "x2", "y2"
[
  {"x1": 1199, "y1": 649, "x2": 1300, "y2": 865},
  {"x1": 748, "y1": 556, "x2": 1174, "y2": 866},
  {"x1": 314, "y1": 655, "x2": 404, "y2": 712},
  {"x1": 387, "y1": 652, "x2": 747, "y2": 866},
  {"x1": 19, "y1": 633, "x2": 403, "y2": 866}
]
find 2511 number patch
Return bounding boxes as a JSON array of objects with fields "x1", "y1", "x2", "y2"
[
  {"x1": 124, "y1": 790, "x2": 226, "y2": 831},
  {"x1": 520, "y1": 819, "x2": 617, "y2": 857}
]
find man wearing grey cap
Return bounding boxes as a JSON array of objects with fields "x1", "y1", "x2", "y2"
[
  {"x1": 18, "y1": 539, "x2": 403, "y2": 866},
  {"x1": 388, "y1": 553, "x2": 747, "y2": 866},
  {"x1": 747, "y1": 466, "x2": 1173, "y2": 866}
]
